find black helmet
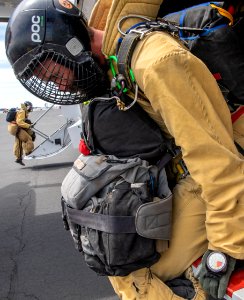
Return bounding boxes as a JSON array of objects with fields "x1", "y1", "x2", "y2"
[
  {"x1": 5, "y1": 0, "x2": 106, "y2": 105},
  {"x1": 24, "y1": 101, "x2": 33, "y2": 112}
]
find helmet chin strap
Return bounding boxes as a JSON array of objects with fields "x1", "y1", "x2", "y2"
[{"x1": 90, "y1": 28, "x2": 105, "y2": 66}]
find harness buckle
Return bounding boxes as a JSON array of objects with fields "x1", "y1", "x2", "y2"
[
  {"x1": 129, "y1": 27, "x2": 153, "y2": 39},
  {"x1": 166, "y1": 144, "x2": 189, "y2": 181}
]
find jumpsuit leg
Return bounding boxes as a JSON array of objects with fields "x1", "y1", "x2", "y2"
[
  {"x1": 14, "y1": 136, "x2": 23, "y2": 160},
  {"x1": 16, "y1": 128, "x2": 34, "y2": 156}
]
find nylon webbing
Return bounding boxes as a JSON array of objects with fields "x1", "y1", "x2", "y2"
[
  {"x1": 235, "y1": 141, "x2": 244, "y2": 156},
  {"x1": 157, "y1": 152, "x2": 173, "y2": 171},
  {"x1": 117, "y1": 32, "x2": 141, "y2": 90},
  {"x1": 67, "y1": 206, "x2": 137, "y2": 234}
]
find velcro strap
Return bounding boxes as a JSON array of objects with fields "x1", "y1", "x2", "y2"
[
  {"x1": 67, "y1": 206, "x2": 136, "y2": 234},
  {"x1": 117, "y1": 32, "x2": 141, "y2": 90},
  {"x1": 135, "y1": 194, "x2": 173, "y2": 240}
]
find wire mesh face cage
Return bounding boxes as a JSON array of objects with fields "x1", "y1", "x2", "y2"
[{"x1": 17, "y1": 50, "x2": 106, "y2": 105}]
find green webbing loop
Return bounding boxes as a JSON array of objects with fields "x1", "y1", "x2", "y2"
[
  {"x1": 108, "y1": 55, "x2": 118, "y2": 78},
  {"x1": 129, "y1": 69, "x2": 135, "y2": 83},
  {"x1": 108, "y1": 55, "x2": 135, "y2": 92}
]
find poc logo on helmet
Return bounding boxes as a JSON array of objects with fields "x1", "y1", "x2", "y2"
[{"x1": 31, "y1": 15, "x2": 43, "y2": 43}]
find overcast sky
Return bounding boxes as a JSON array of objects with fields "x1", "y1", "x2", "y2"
[{"x1": 0, "y1": 22, "x2": 46, "y2": 109}]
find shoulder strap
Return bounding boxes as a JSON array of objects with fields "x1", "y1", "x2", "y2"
[
  {"x1": 117, "y1": 31, "x2": 141, "y2": 90},
  {"x1": 117, "y1": 20, "x2": 179, "y2": 90}
]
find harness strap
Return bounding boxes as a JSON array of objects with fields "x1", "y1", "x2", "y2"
[
  {"x1": 235, "y1": 141, "x2": 244, "y2": 156},
  {"x1": 66, "y1": 206, "x2": 137, "y2": 234},
  {"x1": 117, "y1": 31, "x2": 141, "y2": 90},
  {"x1": 116, "y1": 20, "x2": 180, "y2": 91},
  {"x1": 157, "y1": 152, "x2": 173, "y2": 171}
]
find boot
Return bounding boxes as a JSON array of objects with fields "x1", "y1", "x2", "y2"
[{"x1": 15, "y1": 158, "x2": 25, "y2": 166}]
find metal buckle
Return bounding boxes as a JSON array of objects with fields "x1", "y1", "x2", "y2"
[{"x1": 129, "y1": 27, "x2": 153, "y2": 40}]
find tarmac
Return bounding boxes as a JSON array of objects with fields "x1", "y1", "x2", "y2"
[{"x1": 0, "y1": 109, "x2": 118, "y2": 300}]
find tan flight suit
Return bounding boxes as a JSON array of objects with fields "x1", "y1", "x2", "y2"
[
  {"x1": 89, "y1": 1, "x2": 244, "y2": 299},
  {"x1": 8, "y1": 104, "x2": 34, "y2": 159}
]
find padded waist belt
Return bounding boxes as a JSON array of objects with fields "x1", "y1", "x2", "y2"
[
  {"x1": 64, "y1": 194, "x2": 172, "y2": 240},
  {"x1": 67, "y1": 206, "x2": 136, "y2": 233}
]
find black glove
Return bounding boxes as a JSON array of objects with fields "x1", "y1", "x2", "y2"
[
  {"x1": 166, "y1": 277, "x2": 195, "y2": 299},
  {"x1": 25, "y1": 118, "x2": 32, "y2": 124},
  {"x1": 198, "y1": 250, "x2": 236, "y2": 299}
]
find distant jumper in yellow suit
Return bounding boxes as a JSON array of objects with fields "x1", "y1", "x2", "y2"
[{"x1": 8, "y1": 101, "x2": 35, "y2": 166}]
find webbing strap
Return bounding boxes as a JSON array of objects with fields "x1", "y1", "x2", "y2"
[
  {"x1": 157, "y1": 152, "x2": 173, "y2": 171},
  {"x1": 235, "y1": 141, "x2": 244, "y2": 156},
  {"x1": 117, "y1": 32, "x2": 141, "y2": 90},
  {"x1": 67, "y1": 206, "x2": 137, "y2": 234}
]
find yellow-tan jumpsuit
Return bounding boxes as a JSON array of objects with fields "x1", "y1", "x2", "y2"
[
  {"x1": 89, "y1": 1, "x2": 244, "y2": 299},
  {"x1": 8, "y1": 104, "x2": 34, "y2": 160}
]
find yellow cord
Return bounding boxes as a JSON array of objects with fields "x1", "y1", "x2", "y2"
[{"x1": 210, "y1": 4, "x2": 234, "y2": 25}]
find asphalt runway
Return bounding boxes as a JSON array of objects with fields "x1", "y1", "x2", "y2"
[{"x1": 0, "y1": 109, "x2": 118, "y2": 300}]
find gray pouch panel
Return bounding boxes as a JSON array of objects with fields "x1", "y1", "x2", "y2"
[
  {"x1": 61, "y1": 154, "x2": 143, "y2": 210},
  {"x1": 72, "y1": 155, "x2": 112, "y2": 180},
  {"x1": 135, "y1": 194, "x2": 173, "y2": 240}
]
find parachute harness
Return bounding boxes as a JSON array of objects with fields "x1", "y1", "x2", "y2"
[
  {"x1": 111, "y1": 7, "x2": 234, "y2": 110},
  {"x1": 107, "y1": 15, "x2": 182, "y2": 111},
  {"x1": 108, "y1": 15, "x2": 190, "y2": 180}
]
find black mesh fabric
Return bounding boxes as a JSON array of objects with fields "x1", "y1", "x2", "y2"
[{"x1": 82, "y1": 96, "x2": 170, "y2": 163}]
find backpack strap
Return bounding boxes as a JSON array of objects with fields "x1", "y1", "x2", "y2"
[
  {"x1": 62, "y1": 193, "x2": 173, "y2": 240},
  {"x1": 66, "y1": 206, "x2": 137, "y2": 234},
  {"x1": 117, "y1": 19, "x2": 179, "y2": 90}
]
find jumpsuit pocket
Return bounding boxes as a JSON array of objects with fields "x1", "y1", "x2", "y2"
[
  {"x1": 131, "y1": 268, "x2": 185, "y2": 300},
  {"x1": 131, "y1": 268, "x2": 207, "y2": 300}
]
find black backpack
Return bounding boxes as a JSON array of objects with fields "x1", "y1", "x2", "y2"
[
  {"x1": 61, "y1": 95, "x2": 175, "y2": 276},
  {"x1": 158, "y1": 0, "x2": 209, "y2": 17},
  {"x1": 61, "y1": 154, "x2": 173, "y2": 276},
  {"x1": 6, "y1": 108, "x2": 17, "y2": 122},
  {"x1": 116, "y1": 2, "x2": 244, "y2": 110},
  {"x1": 161, "y1": 2, "x2": 244, "y2": 108},
  {"x1": 157, "y1": 0, "x2": 243, "y2": 17}
]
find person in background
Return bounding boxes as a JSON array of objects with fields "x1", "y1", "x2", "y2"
[{"x1": 8, "y1": 101, "x2": 35, "y2": 166}]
